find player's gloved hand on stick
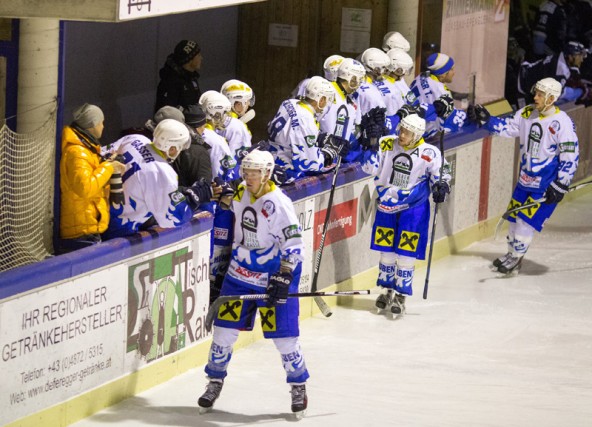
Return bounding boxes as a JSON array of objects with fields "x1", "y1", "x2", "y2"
[
  {"x1": 321, "y1": 134, "x2": 349, "y2": 166},
  {"x1": 182, "y1": 178, "x2": 213, "y2": 211},
  {"x1": 267, "y1": 270, "x2": 292, "y2": 306},
  {"x1": 433, "y1": 94, "x2": 454, "y2": 119},
  {"x1": 544, "y1": 180, "x2": 568, "y2": 204},
  {"x1": 467, "y1": 104, "x2": 490, "y2": 126},
  {"x1": 368, "y1": 106, "x2": 387, "y2": 125},
  {"x1": 431, "y1": 181, "x2": 450, "y2": 204}
]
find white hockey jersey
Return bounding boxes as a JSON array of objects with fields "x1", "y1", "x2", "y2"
[
  {"x1": 267, "y1": 99, "x2": 330, "y2": 183},
  {"x1": 484, "y1": 105, "x2": 579, "y2": 191},
  {"x1": 202, "y1": 125, "x2": 238, "y2": 182},
  {"x1": 217, "y1": 116, "x2": 252, "y2": 164},
  {"x1": 352, "y1": 76, "x2": 387, "y2": 117},
  {"x1": 320, "y1": 81, "x2": 359, "y2": 141},
  {"x1": 226, "y1": 182, "x2": 305, "y2": 289},
  {"x1": 101, "y1": 134, "x2": 193, "y2": 236},
  {"x1": 362, "y1": 135, "x2": 451, "y2": 213},
  {"x1": 410, "y1": 72, "x2": 468, "y2": 138}
]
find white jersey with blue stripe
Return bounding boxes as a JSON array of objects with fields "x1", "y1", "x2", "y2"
[
  {"x1": 484, "y1": 105, "x2": 579, "y2": 191},
  {"x1": 268, "y1": 99, "x2": 329, "y2": 182},
  {"x1": 410, "y1": 72, "x2": 468, "y2": 138},
  {"x1": 226, "y1": 182, "x2": 304, "y2": 289},
  {"x1": 101, "y1": 134, "x2": 193, "y2": 234},
  {"x1": 362, "y1": 135, "x2": 451, "y2": 213},
  {"x1": 320, "y1": 82, "x2": 359, "y2": 141},
  {"x1": 202, "y1": 126, "x2": 238, "y2": 182}
]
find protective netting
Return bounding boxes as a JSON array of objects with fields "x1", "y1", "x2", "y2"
[{"x1": 0, "y1": 112, "x2": 56, "y2": 272}]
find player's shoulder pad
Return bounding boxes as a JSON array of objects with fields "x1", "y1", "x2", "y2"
[
  {"x1": 234, "y1": 183, "x2": 246, "y2": 202},
  {"x1": 380, "y1": 137, "x2": 395, "y2": 152}
]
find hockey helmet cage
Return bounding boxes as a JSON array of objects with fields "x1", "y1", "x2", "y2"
[
  {"x1": 382, "y1": 31, "x2": 411, "y2": 52},
  {"x1": 305, "y1": 76, "x2": 335, "y2": 105},
  {"x1": 240, "y1": 149, "x2": 275, "y2": 181},
  {"x1": 534, "y1": 77, "x2": 562, "y2": 100},
  {"x1": 361, "y1": 48, "x2": 391, "y2": 75},
  {"x1": 153, "y1": 119, "x2": 190, "y2": 161},
  {"x1": 337, "y1": 58, "x2": 366, "y2": 89},
  {"x1": 386, "y1": 48, "x2": 414, "y2": 75},
  {"x1": 398, "y1": 114, "x2": 425, "y2": 143},
  {"x1": 221, "y1": 79, "x2": 255, "y2": 108},
  {"x1": 323, "y1": 54, "x2": 345, "y2": 81}
]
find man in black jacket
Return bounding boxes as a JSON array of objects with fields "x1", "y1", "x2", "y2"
[{"x1": 155, "y1": 40, "x2": 203, "y2": 112}]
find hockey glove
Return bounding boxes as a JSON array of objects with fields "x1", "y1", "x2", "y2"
[
  {"x1": 182, "y1": 178, "x2": 213, "y2": 211},
  {"x1": 467, "y1": 104, "x2": 490, "y2": 126},
  {"x1": 395, "y1": 103, "x2": 417, "y2": 121},
  {"x1": 544, "y1": 180, "x2": 569, "y2": 204},
  {"x1": 235, "y1": 146, "x2": 250, "y2": 161},
  {"x1": 213, "y1": 177, "x2": 235, "y2": 210},
  {"x1": 431, "y1": 181, "x2": 450, "y2": 204},
  {"x1": 270, "y1": 164, "x2": 288, "y2": 186},
  {"x1": 368, "y1": 106, "x2": 387, "y2": 125},
  {"x1": 433, "y1": 94, "x2": 454, "y2": 119},
  {"x1": 267, "y1": 270, "x2": 292, "y2": 306}
]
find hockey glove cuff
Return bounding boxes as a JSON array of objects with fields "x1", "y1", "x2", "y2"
[
  {"x1": 271, "y1": 164, "x2": 288, "y2": 186},
  {"x1": 395, "y1": 103, "x2": 416, "y2": 121},
  {"x1": 213, "y1": 177, "x2": 235, "y2": 210},
  {"x1": 544, "y1": 180, "x2": 569, "y2": 204},
  {"x1": 267, "y1": 271, "x2": 293, "y2": 306},
  {"x1": 432, "y1": 181, "x2": 450, "y2": 204}
]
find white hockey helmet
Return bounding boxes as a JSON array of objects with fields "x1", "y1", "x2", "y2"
[
  {"x1": 153, "y1": 119, "x2": 190, "y2": 161},
  {"x1": 221, "y1": 79, "x2": 255, "y2": 111},
  {"x1": 398, "y1": 114, "x2": 425, "y2": 144},
  {"x1": 305, "y1": 76, "x2": 335, "y2": 108},
  {"x1": 200, "y1": 91, "x2": 231, "y2": 127},
  {"x1": 323, "y1": 54, "x2": 345, "y2": 81},
  {"x1": 534, "y1": 77, "x2": 562, "y2": 101},
  {"x1": 361, "y1": 48, "x2": 391, "y2": 77},
  {"x1": 240, "y1": 149, "x2": 275, "y2": 182},
  {"x1": 382, "y1": 31, "x2": 411, "y2": 52},
  {"x1": 337, "y1": 58, "x2": 366, "y2": 90},
  {"x1": 386, "y1": 48, "x2": 414, "y2": 75}
]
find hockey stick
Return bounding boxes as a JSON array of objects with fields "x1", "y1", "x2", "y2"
[
  {"x1": 493, "y1": 178, "x2": 592, "y2": 240},
  {"x1": 239, "y1": 109, "x2": 256, "y2": 124},
  {"x1": 205, "y1": 289, "x2": 372, "y2": 331},
  {"x1": 310, "y1": 104, "x2": 350, "y2": 317},
  {"x1": 423, "y1": 130, "x2": 446, "y2": 300}
]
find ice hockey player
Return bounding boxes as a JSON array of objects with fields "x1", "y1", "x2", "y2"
[
  {"x1": 197, "y1": 91, "x2": 239, "y2": 302},
  {"x1": 468, "y1": 77, "x2": 579, "y2": 274},
  {"x1": 352, "y1": 48, "x2": 390, "y2": 157},
  {"x1": 291, "y1": 54, "x2": 345, "y2": 99},
  {"x1": 268, "y1": 76, "x2": 349, "y2": 183},
  {"x1": 198, "y1": 149, "x2": 310, "y2": 419},
  {"x1": 410, "y1": 52, "x2": 469, "y2": 138},
  {"x1": 218, "y1": 80, "x2": 254, "y2": 165},
  {"x1": 319, "y1": 58, "x2": 365, "y2": 148},
  {"x1": 382, "y1": 31, "x2": 411, "y2": 53},
  {"x1": 101, "y1": 119, "x2": 202, "y2": 239},
  {"x1": 362, "y1": 114, "x2": 450, "y2": 314},
  {"x1": 518, "y1": 41, "x2": 589, "y2": 104}
]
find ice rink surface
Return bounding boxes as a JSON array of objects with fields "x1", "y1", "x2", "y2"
[{"x1": 73, "y1": 192, "x2": 592, "y2": 427}]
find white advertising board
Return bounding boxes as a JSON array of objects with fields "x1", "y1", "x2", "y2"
[
  {"x1": 118, "y1": 0, "x2": 263, "y2": 21},
  {"x1": 1, "y1": 233, "x2": 211, "y2": 425},
  {"x1": 293, "y1": 198, "x2": 315, "y2": 293},
  {"x1": 1, "y1": 267, "x2": 127, "y2": 425}
]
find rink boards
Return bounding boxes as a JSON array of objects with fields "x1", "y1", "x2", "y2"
[{"x1": 2, "y1": 104, "x2": 592, "y2": 427}]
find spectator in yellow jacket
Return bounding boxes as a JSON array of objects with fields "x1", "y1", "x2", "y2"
[{"x1": 58, "y1": 104, "x2": 124, "y2": 253}]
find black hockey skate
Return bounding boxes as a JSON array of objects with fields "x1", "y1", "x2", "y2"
[
  {"x1": 492, "y1": 252, "x2": 512, "y2": 268},
  {"x1": 497, "y1": 254, "x2": 523, "y2": 275},
  {"x1": 198, "y1": 378, "x2": 224, "y2": 414},
  {"x1": 290, "y1": 384, "x2": 308, "y2": 420},
  {"x1": 390, "y1": 293, "x2": 406, "y2": 315},
  {"x1": 375, "y1": 289, "x2": 394, "y2": 310}
]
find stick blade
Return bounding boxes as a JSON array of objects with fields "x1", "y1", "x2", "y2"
[{"x1": 314, "y1": 296, "x2": 333, "y2": 317}]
